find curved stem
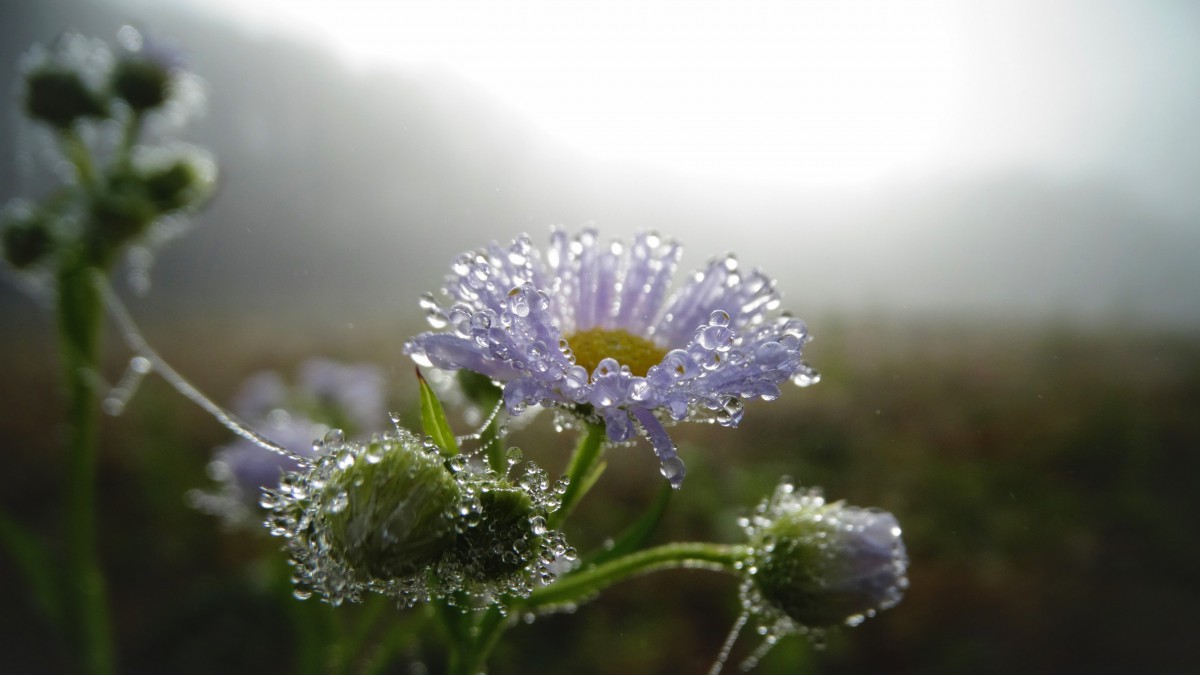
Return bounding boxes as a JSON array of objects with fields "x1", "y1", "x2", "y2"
[
  {"x1": 57, "y1": 260, "x2": 114, "y2": 675},
  {"x1": 525, "y1": 541, "x2": 748, "y2": 611}
]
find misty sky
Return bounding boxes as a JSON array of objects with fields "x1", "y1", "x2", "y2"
[
  {"x1": 149, "y1": 0, "x2": 1200, "y2": 222},
  {"x1": 4, "y1": 0, "x2": 1199, "y2": 328}
]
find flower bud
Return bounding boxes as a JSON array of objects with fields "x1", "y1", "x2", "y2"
[
  {"x1": 23, "y1": 67, "x2": 108, "y2": 129},
  {"x1": 264, "y1": 429, "x2": 463, "y2": 606},
  {"x1": 450, "y1": 484, "x2": 539, "y2": 581},
  {"x1": 111, "y1": 56, "x2": 171, "y2": 112},
  {"x1": 263, "y1": 426, "x2": 571, "y2": 607},
  {"x1": 141, "y1": 158, "x2": 206, "y2": 212},
  {"x1": 322, "y1": 435, "x2": 460, "y2": 580},
  {"x1": 741, "y1": 481, "x2": 908, "y2": 629},
  {"x1": 2, "y1": 208, "x2": 53, "y2": 269}
]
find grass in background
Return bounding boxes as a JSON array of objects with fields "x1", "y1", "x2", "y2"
[{"x1": 2, "y1": 313, "x2": 1197, "y2": 674}]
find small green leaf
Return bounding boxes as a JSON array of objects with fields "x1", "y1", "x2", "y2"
[
  {"x1": 0, "y1": 511, "x2": 63, "y2": 627},
  {"x1": 416, "y1": 368, "x2": 459, "y2": 456}
]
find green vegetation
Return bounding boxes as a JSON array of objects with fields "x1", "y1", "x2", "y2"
[{"x1": 2, "y1": 313, "x2": 1196, "y2": 673}]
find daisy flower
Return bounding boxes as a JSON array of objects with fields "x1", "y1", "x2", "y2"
[{"x1": 404, "y1": 228, "x2": 817, "y2": 487}]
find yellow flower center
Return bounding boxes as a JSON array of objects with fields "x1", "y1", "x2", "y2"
[{"x1": 566, "y1": 327, "x2": 667, "y2": 377}]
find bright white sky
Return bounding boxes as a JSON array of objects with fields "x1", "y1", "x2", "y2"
[{"x1": 159, "y1": 0, "x2": 1199, "y2": 210}]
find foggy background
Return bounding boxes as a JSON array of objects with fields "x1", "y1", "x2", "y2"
[
  {"x1": 2, "y1": 0, "x2": 1198, "y2": 332},
  {"x1": 3, "y1": 2, "x2": 1200, "y2": 673}
]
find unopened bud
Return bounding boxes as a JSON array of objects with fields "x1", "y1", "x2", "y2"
[
  {"x1": 24, "y1": 67, "x2": 108, "y2": 129},
  {"x1": 322, "y1": 436, "x2": 461, "y2": 581},
  {"x1": 2, "y1": 207, "x2": 53, "y2": 269},
  {"x1": 112, "y1": 56, "x2": 170, "y2": 112},
  {"x1": 742, "y1": 481, "x2": 908, "y2": 629},
  {"x1": 450, "y1": 485, "x2": 540, "y2": 581}
]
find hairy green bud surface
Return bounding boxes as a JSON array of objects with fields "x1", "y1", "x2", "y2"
[{"x1": 324, "y1": 436, "x2": 460, "y2": 580}]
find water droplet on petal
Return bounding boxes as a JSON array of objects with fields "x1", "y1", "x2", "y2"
[{"x1": 660, "y1": 456, "x2": 686, "y2": 487}]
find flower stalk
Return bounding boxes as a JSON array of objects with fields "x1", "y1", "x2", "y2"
[
  {"x1": 56, "y1": 258, "x2": 114, "y2": 675},
  {"x1": 525, "y1": 542, "x2": 747, "y2": 611},
  {"x1": 549, "y1": 419, "x2": 606, "y2": 529}
]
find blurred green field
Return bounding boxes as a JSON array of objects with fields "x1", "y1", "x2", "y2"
[{"x1": 2, "y1": 311, "x2": 1198, "y2": 674}]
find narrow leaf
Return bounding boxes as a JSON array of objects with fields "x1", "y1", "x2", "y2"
[
  {"x1": 416, "y1": 368, "x2": 459, "y2": 455},
  {"x1": 0, "y1": 511, "x2": 63, "y2": 627}
]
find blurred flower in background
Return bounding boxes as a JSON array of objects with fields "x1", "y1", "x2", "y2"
[{"x1": 189, "y1": 358, "x2": 387, "y2": 528}]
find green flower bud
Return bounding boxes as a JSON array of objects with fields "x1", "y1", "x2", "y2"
[
  {"x1": 143, "y1": 160, "x2": 211, "y2": 214},
  {"x1": 742, "y1": 481, "x2": 908, "y2": 629},
  {"x1": 263, "y1": 429, "x2": 571, "y2": 608},
  {"x1": 111, "y1": 56, "x2": 170, "y2": 112},
  {"x1": 24, "y1": 67, "x2": 108, "y2": 129},
  {"x1": 323, "y1": 435, "x2": 460, "y2": 580},
  {"x1": 450, "y1": 484, "x2": 540, "y2": 581},
  {"x1": 2, "y1": 209, "x2": 53, "y2": 269},
  {"x1": 263, "y1": 429, "x2": 464, "y2": 606}
]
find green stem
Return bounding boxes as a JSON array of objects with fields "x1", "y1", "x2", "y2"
[
  {"x1": 61, "y1": 130, "x2": 98, "y2": 192},
  {"x1": 525, "y1": 542, "x2": 748, "y2": 611},
  {"x1": 437, "y1": 601, "x2": 509, "y2": 675},
  {"x1": 120, "y1": 112, "x2": 142, "y2": 166},
  {"x1": 548, "y1": 420, "x2": 606, "y2": 528},
  {"x1": 56, "y1": 262, "x2": 114, "y2": 675},
  {"x1": 462, "y1": 607, "x2": 507, "y2": 675}
]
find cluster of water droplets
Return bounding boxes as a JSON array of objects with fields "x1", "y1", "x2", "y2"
[{"x1": 262, "y1": 426, "x2": 574, "y2": 611}]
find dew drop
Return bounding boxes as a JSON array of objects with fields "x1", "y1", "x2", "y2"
[
  {"x1": 507, "y1": 287, "x2": 530, "y2": 317},
  {"x1": 506, "y1": 447, "x2": 523, "y2": 466},
  {"x1": 130, "y1": 356, "x2": 152, "y2": 374},
  {"x1": 660, "y1": 456, "x2": 686, "y2": 487},
  {"x1": 792, "y1": 365, "x2": 821, "y2": 387},
  {"x1": 529, "y1": 515, "x2": 548, "y2": 536},
  {"x1": 326, "y1": 490, "x2": 348, "y2": 514}
]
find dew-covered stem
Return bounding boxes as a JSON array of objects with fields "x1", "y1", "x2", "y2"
[
  {"x1": 56, "y1": 258, "x2": 115, "y2": 675},
  {"x1": 524, "y1": 541, "x2": 748, "y2": 611},
  {"x1": 548, "y1": 419, "x2": 606, "y2": 529}
]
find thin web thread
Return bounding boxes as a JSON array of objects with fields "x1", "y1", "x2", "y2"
[
  {"x1": 708, "y1": 610, "x2": 749, "y2": 675},
  {"x1": 456, "y1": 397, "x2": 506, "y2": 457},
  {"x1": 739, "y1": 632, "x2": 780, "y2": 673},
  {"x1": 97, "y1": 272, "x2": 308, "y2": 464}
]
